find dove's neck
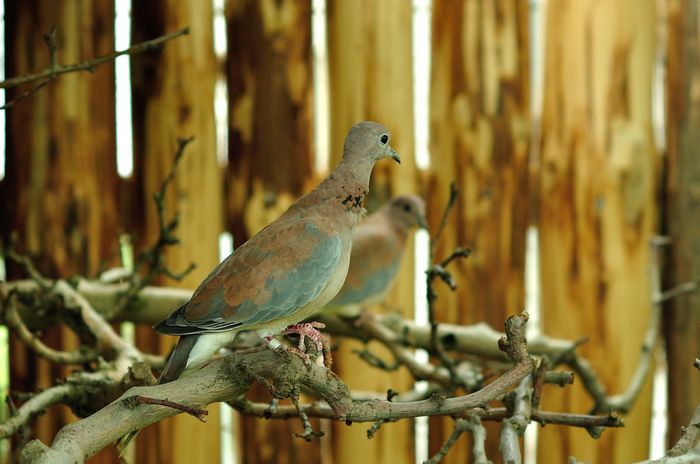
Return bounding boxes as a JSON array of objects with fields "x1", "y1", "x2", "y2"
[{"x1": 320, "y1": 156, "x2": 375, "y2": 209}]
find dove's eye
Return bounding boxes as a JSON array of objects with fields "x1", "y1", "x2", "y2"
[
  {"x1": 403, "y1": 204, "x2": 411, "y2": 212},
  {"x1": 380, "y1": 134, "x2": 389, "y2": 145}
]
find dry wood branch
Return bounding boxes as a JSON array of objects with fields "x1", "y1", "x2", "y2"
[
  {"x1": 4, "y1": 276, "x2": 633, "y2": 417},
  {"x1": 128, "y1": 395, "x2": 207, "y2": 422},
  {"x1": 18, "y1": 314, "x2": 535, "y2": 463},
  {"x1": 1, "y1": 292, "x2": 97, "y2": 364},
  {"x1": 667, "y1": 404, "x2": 700, "y2": 457},
  {"x1": 119, "y1": 137, "x2": 197, "y2": 311},
  {"x1": 0, "y1": 27, "x2": 189, "y2": 91},
  {"x1": 464, "y1": 414, "x2": 491, "y2": 464},
  {"x1": 499, "y1": 376, "x2": 533, "y2": 464},
  {"x1": 425, "y1": 182, "x2": 471, "y2": 388},
  {"x1": 230, "y1": 398, "x2": 623, "y2": 429},
  {"x1": 52, "y1": 280, "x2": 142, "y2": 371},
  {"x1": 0, "y1": 385, "x2": 78, "y2": 440},
  {"x1": 425, "y1": 417, "x2": 472, "y2": 464}
]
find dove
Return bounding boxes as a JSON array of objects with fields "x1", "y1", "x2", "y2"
[
  {"x1": 155, "y1": 121, "x2": 400, "y2": 383},
  {"x1": 326, "y1": 194, "x2": 427, "y2": 316},
  {"x1": 118, "y1": 122, "x2": 399, "y2": 453}
]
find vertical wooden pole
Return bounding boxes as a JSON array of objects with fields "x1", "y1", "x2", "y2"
[
  {"x1": 327, "y1": 1, "x2": 416, "y2": 463},
  {"x1": 225, "y1": 1, "x2": 318, "y2": 462},
  {"x1": 428, "y1": 0, "x2": 530, "y2": 460},
  {"x1": 665, "y1": 0, "x2": 700, "y2": 447},
  {"x1": 1, "y1": 1, "x2": 118, "y2": 461},
  {"x1": 537, "y1": 0, "x2": 657, "y2": 462},
  {"x1": 130, "y1": 2, "x2": 222, "y2": 463}
]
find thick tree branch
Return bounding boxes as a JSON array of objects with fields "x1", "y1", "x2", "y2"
[
  {"x1": 18, "y1": 314, "x2": 534, "y2": 463},
  {"x1": 667, "y1": 404, "x2": 700, "y2": 457}
]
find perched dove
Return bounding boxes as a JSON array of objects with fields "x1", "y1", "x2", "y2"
[
  {"x1": 326, "y1": 194, "x2": 426, "y2": 316},
  {"x1": 156, "y1": 121, "x2": 400, "y2": 383}
]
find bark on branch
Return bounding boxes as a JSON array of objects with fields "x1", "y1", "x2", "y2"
[{"x1": 18, "y1": 314, "x2": 534, "y2": 464}]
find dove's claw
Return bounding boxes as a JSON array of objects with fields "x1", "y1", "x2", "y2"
[{"x1": 282, "y1": 322, "x2": 326, "y2": 353}]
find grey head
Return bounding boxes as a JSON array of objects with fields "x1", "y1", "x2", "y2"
[
  {"x1": 385, "y1": 194, "x2": 428, "y2": 231},
  {"x1": 342, "y1": 121, "x2": 401, "y2": 164}
]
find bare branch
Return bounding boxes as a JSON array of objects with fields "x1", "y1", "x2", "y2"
[
  {"x1": 430, "y1": 182, "x2": 459, "y2": 254},
  {"x1": 667, "y1": 404, "x2": 700, "y2": 457},
  {"x1": 18, "y1": 313, "x2": 535, "y2": 463},
  {"x1": 499, "y1": 375, "x2": 533, "y2": 464},
  {"x1": 232, "y1": 397, "x2": 623, "y2": 430},
  {"x1": 0, "y1": 385, "x2": 78, "y2": 439},
  {"x1": 0, "y1": 28, "x2": 189, "y2": 89},
  {"x1": 425, "y1": 417, "x2": 472, "y2": 464},
  {"x1": 1, "y1": 293, "x2": 97, "y2": 364}
]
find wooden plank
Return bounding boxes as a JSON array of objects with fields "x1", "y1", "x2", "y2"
[
  {"x1": 428, "y1": 0, "x2": 530, "y2": 460},
  {"x1": 327, "y1": 1, "x2": 417, "y2": 463},
  {"x1": 1, "y1": 1, "x2": 119, "y2": 461},
  {"x1": 130, "y1": 2, "x2": 222, "y2": 462},
  {"x1": 664, "y1": 0, "x2": 700, "y2": 448},
  {"x1": 226, "y1": 0, "x2": 315, "y2": 243},
  {"x1": 537, "y1": 1, "x2": 657, "y2": 462},
  {"x1": 224, "y1": 2, "x2": 318, "y2": 462}
]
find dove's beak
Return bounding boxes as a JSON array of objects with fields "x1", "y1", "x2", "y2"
[
  {"x1": 390, "y1": 147, "x2": 401, "y2": 164},
  {"x1": 417, "y1": 214, "x2": 429, "y2": 230}
]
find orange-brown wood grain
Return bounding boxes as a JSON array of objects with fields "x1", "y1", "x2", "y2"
[
  {"x1": 1, "y1": 1, "x2": 119, "y2": 461},
  {"x1": 664, "y1": 0, "x2": 700, "y2": 449},
  {"x1": 226, "y1": 0, "x2": 315, "y2": 244},
  {"x1": 225, "y1": 1, "x2": 318, "y2": 462},
  {"x1": 327, "y1": 1, "x2": 417, "y2": 463},
  {"x1": 537, "y1": 1, "x2": 657, "y2": 462},
  {"x1": 428, "y1": 1, "x2": 530, "y2": 461},
  {"x1": 130, "y1": 1, "x2": 223, "y2": 462}
]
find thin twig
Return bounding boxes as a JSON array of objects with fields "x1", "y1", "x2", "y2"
[
  {"x1": 430, "y1": 182, "x2": 459, "y2": 255},
  {"x1": 127, "y1": 395, "x2": 207, "y2": 422},
  {"x1": 654, "y1": 281, "x2": 698, "y2": 304},
  {"x1": 425, "y1": 183, "x2": 472, "y2": 389},
  {"x1": 352, "y1": 347, "x2": 400, "y2": 371},
  {"x1": 1, "y1": 28, "x2": 189, "y2": 89},
  {"x1": 425, "y1": 417, "x2": 472, "y2": 464},
  {"x1": 120, "y1": 137, "x2": 196, "y2": 309}
]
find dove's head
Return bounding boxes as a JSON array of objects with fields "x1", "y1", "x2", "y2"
[
  {"x1": 343, "y1": 121, "x2": 401, "y2": 165},
  {"x1": 386, "y1": 194, "x2": 428, "y2": 231}
]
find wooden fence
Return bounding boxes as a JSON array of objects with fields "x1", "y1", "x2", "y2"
[{"x1": 1, "y1": 0, "x2": 697, "y2": 463}]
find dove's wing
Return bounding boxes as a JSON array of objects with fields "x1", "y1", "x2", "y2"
[
  {"x1": 155, "y1": 217, "x2": 342, "y2": 335},
  {"x1": 330, "y1": 221, "x2": 402, "y2": 306}
]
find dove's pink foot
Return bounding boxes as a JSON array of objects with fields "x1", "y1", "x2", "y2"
[
  {"x1": 264, "y1": 335, "x2": 311, "y2": 364},
  {"x1": 282, "y1": 322, "x2": 326, "y2": 352},
  {"x1": 264, "y1": 322, "x2": 328, "y2": 365}
]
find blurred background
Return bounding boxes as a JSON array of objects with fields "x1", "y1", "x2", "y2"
[{"x1": 0, "y1": 0, "x2": 697, "y2": 463}]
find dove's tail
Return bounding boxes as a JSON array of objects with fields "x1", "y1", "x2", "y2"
[
  {"x1": 158, "y1": 334, "x2": 200, "y2": 385},
  {"x1": 116, "y1": 334, "x2": 200, "y2": 455}
]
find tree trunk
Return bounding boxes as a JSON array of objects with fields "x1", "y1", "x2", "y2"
[
  {"x1": 327, "y1": 1, "x2": 417, "y2": 463},
  {"x1": 428, "y1": 0, "x2": 530, "y2": 460},
  {"x1": 537, "y1": 1, "x2": 657, "y2": 462},
  {"x1": 130, "y1": 2, "x2": 222, "y2": 463},
  {"x1": 664, "y1": 0, "x2": 700, "y2": 448},
  {"x1": 225, "y1": 1, "x2": 318, "y2": 462},
  {"x1": 1, "y1": 1, "x2": 119, "y2": 461}
]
